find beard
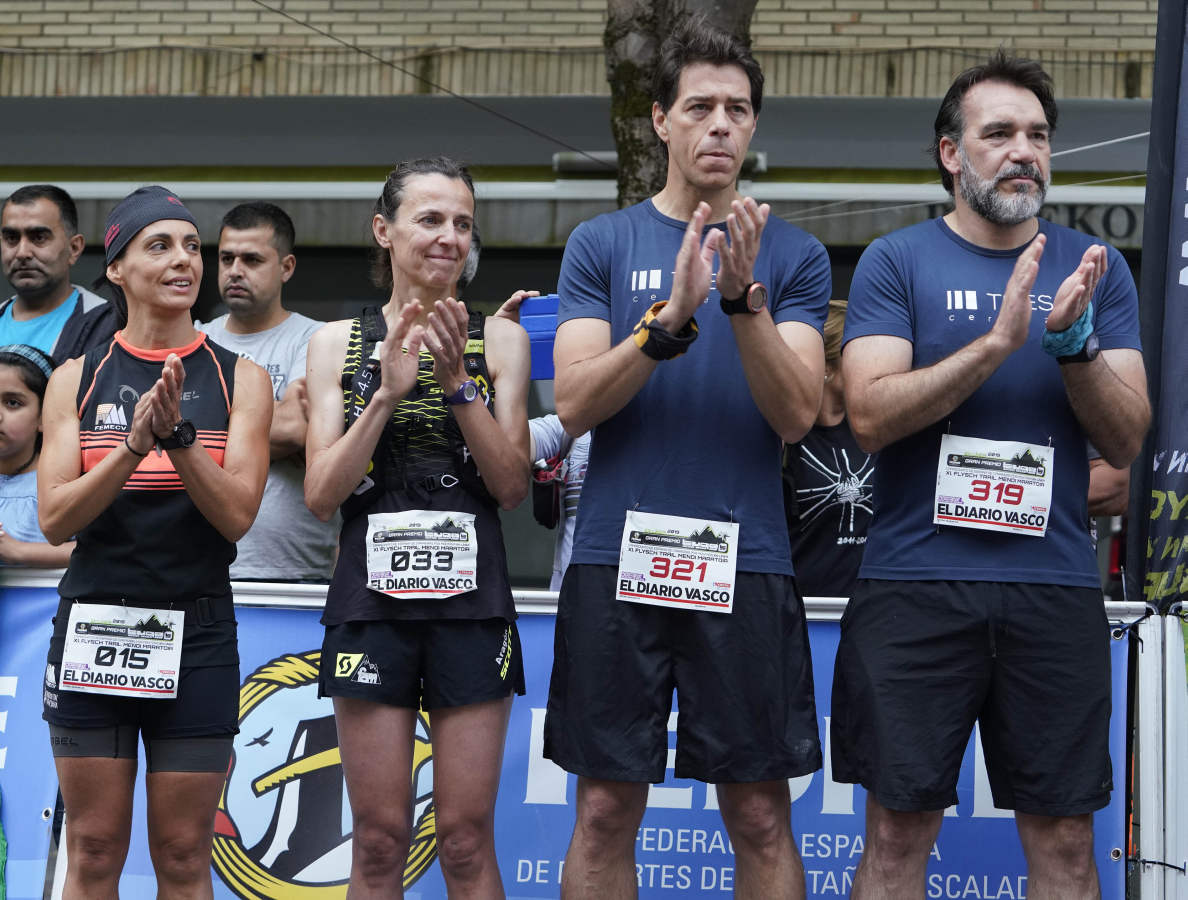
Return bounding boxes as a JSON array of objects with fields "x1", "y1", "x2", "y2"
[{"x1": 957, "y1": 143, "x2": 1049, "y2": 226}]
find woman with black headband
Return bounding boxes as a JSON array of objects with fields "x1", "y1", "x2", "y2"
[
  {"x1": 304, "y1": 157, "x2": 530, "y2": 897},
  {"x1": 36, "y1": 186, "x2": 272, "y2": 897}
]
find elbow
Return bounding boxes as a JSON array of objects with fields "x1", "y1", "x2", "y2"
[
  {"x1": 1102, "y1": 440, "x2": 1141, "y2": 472},
  {"x1": 554, "y1": 375, "x2": 596, "y2": 437},
  {"x1": 554, "y1": 397, "x2": 589, "y2": 439},
  {"x1": 777, "y1": 408, "x2": 817, "y2": 446},
  {"x1": 303, "y1": 472, "x2": 340, "y2": 523},
  {"x1": 1103, "y1": 419, "x2": 1149, "y2": 470},
  {"x1": 495, "y1": 473, "x2": 530, "y2": 511},
  {"x1": 305, "y1": 492, "x2": 338, "y2": 523},
  {"x1": 39, "y1": 510, "x2": 71, "y2": 547},
  {"x1": 42, "y1": 525, "x2": 72, "y2": 547},
  {"x1": 220, "y1": 511, "x2": 258, "y2": 543},
  {"x1": 846, "y1": 410, "x2": 888, "y2": 455}
]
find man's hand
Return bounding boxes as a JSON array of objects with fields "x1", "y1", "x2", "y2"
[
  {"x1": 654, "y1": 202, "x2": 723, "y2": 332},
  {"x1": 279, "y1": 377, "x2": 309, "y2": 422},
  {"x1": 1047, "y1": 244, "x2": 1106, "y2": 333},
  {"x1": 493, "y1": 289, "x2": 541, "y2": 324},
  {"x1": 715, "y1": 197, "x2": 770, "y2": 301},
  {"x1": 271, "y1": 376, "x2": 310, "y2": 461},
  {"x1": 989, "y1": 234, "x2": 1044, "y2": 354}
]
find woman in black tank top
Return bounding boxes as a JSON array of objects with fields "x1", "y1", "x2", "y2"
[
  {"x1": 305, "y1": 158, "x2": 530, "y2": 897},
  {"x1": 37, "y1": 187, "x2": 273, "y2": 898}
]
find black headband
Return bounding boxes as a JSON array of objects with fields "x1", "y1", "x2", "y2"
[{"x1": 104, "y1": 186, "x2": 198, "y2": 265}]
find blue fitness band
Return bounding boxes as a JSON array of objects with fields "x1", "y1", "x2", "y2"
[{"x1": 1041, "y1": 301, "x2": 1094, "y2": 358}]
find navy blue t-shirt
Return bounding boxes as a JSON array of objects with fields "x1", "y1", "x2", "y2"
[
  {"x1": 844, "y1": 217, "x2": 1141, "y2": 587},
  {"x1": 558, "y1": 199, "x2": 831, "y2": 575}
]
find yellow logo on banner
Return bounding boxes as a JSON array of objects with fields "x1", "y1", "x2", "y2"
[{"x1": 211, "y1": 651, "x2": 437, "y2": 897}]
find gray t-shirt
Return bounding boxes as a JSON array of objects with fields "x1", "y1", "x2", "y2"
[
  {"x1": 529, "y1": 414, "x2": 590, "y2": 591},
  {"x1": 200, "y1": 312, "x2": 339, "y2": 581}
]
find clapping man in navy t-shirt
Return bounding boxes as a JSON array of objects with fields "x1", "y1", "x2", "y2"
[
  {"x1": 543, "y1": 16, "x2": 832, "y2": 900},
  {"x1": 832, "y1": 52, "x2": 1149, "y2": 898}
]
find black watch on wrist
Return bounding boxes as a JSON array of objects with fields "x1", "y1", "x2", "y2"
[
  {"x1": 1057, "y1": 332, "x2": 1100, "y2": 365},
  {"x1": 158, "y1": 419, "x2": 197, "y2": 450},
  {"x1": 719, "y1": 282, "x2": 768, "y2": 316}
]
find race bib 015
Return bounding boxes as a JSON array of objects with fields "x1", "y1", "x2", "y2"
[{"x1": 60, "y1": 603, "x2": 183, "y2": 699}]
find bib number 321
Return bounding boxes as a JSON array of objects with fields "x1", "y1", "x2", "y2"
[{"x1": 616, "y1": 510, "x2": 739, "y2": 613}]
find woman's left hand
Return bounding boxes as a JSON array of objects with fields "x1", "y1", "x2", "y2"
[
  {"x1": 424, "y1": 298, "x2": 471, "y2": 392},
  {"x1": 149, "y1": 353, "x2": 187, "y2": 440}
]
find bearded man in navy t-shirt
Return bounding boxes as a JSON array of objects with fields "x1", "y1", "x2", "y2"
[
  {"x1": 542, "y1": 17, "x2": 831, "y2": 899},
  {"x1": 832, "y1": 52, "x2": 1150, "y2": 897}
]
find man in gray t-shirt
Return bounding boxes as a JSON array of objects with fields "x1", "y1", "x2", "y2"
[{"x1": 200, "y1": 202, "x2": 338, "y2": 581}]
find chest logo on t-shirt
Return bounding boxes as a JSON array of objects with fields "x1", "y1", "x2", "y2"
[
  {"x1": 942, "y1": 287, "x2": 1054, "y2": 323},
  {"x1": 93, "y1": 384, "x2": 139, "y2": 430},
  {"x1": 946, "y1": 289, "x2": 979, "y2": 311},
  {"x1": 631, "y1": 268, "x2": 662, "y2": 291}
]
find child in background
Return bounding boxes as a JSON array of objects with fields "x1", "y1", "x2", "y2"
[{"x1": 0, "y1": 344, "x2": 73, "y2": 566}]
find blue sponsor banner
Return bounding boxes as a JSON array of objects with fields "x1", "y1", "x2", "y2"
[
  {"x1": 0, "y1": 583, "x2": 61, "y2": 900},
  {"x1": 117, "y1": 603, "x2": 1127, "y2": 898},
  {"x1": 1, "y1": 586, "x2": 1126, "y2": 897}
]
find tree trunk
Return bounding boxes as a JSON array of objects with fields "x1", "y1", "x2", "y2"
[{"x1": 604, "y1": 0, "x2": 759, "y2": 208}]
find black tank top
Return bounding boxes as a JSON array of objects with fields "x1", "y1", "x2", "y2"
[
  {"x1": 58, "y1": 331, "x2": 239, "y2": 604},
  {"x1": 323, "y1": 306, "x2": 515, "y2": 624}
]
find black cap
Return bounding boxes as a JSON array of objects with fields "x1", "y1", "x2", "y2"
[{"x1": 103, "y1": 186, "x2": 198, "y2": 265}]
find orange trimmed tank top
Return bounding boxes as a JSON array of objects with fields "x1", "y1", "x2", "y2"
[{"x1": 58, "y1": 331, "x2": 239, "y2": 603}]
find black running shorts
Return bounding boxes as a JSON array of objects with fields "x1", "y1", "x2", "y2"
[
  {"x1": 318, "y1": 617, "x2": 526, "y2": 709},
  {"x1": 43, "y1": 594, "x2": 240, "y2": 743},
  {"x1": 544, "y1": 563, "x2": 822, "y2": 784},
  {"x1": 830, "y1": 579, "x2": 1113, "y2": 816}
]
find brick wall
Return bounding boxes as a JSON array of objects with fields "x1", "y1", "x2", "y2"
[{"x1": 0, "y1": 0, "x2": 1160, "y2": 97}]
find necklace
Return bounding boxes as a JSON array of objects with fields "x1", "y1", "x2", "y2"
[{"x1": 5, "y1": 450, "x2": 37, "y2": 477}]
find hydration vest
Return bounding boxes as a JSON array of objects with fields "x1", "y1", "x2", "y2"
[{"x1": 339, "y1": 305, "x2": 495, "y2": 522}]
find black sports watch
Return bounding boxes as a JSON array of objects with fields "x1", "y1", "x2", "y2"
[
  {"x1": 1057, "y1": 332, "x2": 1100, "y2": 365},
  {"x1": 158, "y1": 419, "x2": 197, "y2": 450},
  {"x1": 719, "y1": 282, "x2": 768, "y2": 316}
]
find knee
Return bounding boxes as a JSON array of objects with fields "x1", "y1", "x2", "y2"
[
  {"x1": 718, "y1": 786, "x2": 791, "y2": 854},
  {"x1": 575, "y1": 783, "x2": 647, "y2": 848},
  {"x1": 1026, "y1": 816, "x2": 1095, "y2": 874},
  {"x1": 149, "y1": 831, "x2": 212, "y2": 886},
  {"x1": 434, "y1": 813, "x2": 492, "y2": 880},
  {"x1": 352, "y1": 815, "x2": 412, "y2": 878},
  {"x1": 68, "y1": 826, "x2": 128, "y2": 882},
  {"x1": 865, "y1": 810, "x2": 939, "y2": 864}
]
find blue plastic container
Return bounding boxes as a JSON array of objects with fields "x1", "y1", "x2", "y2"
[{"x1": 519, "y1": 293, "x2": 559, "y2": 380}]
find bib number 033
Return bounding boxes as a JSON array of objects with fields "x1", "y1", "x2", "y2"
[{"x1": 366, "y1": 510, "x2": 479, "y2": 600}]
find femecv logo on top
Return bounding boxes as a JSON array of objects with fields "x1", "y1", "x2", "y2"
[{"x1": 94, "y1": 401, "x2": 129, "y2": 430}]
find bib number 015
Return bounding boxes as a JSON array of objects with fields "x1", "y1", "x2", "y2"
[{"x1": 94, "y1": 646, "x2": 150, "y2": 669}]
